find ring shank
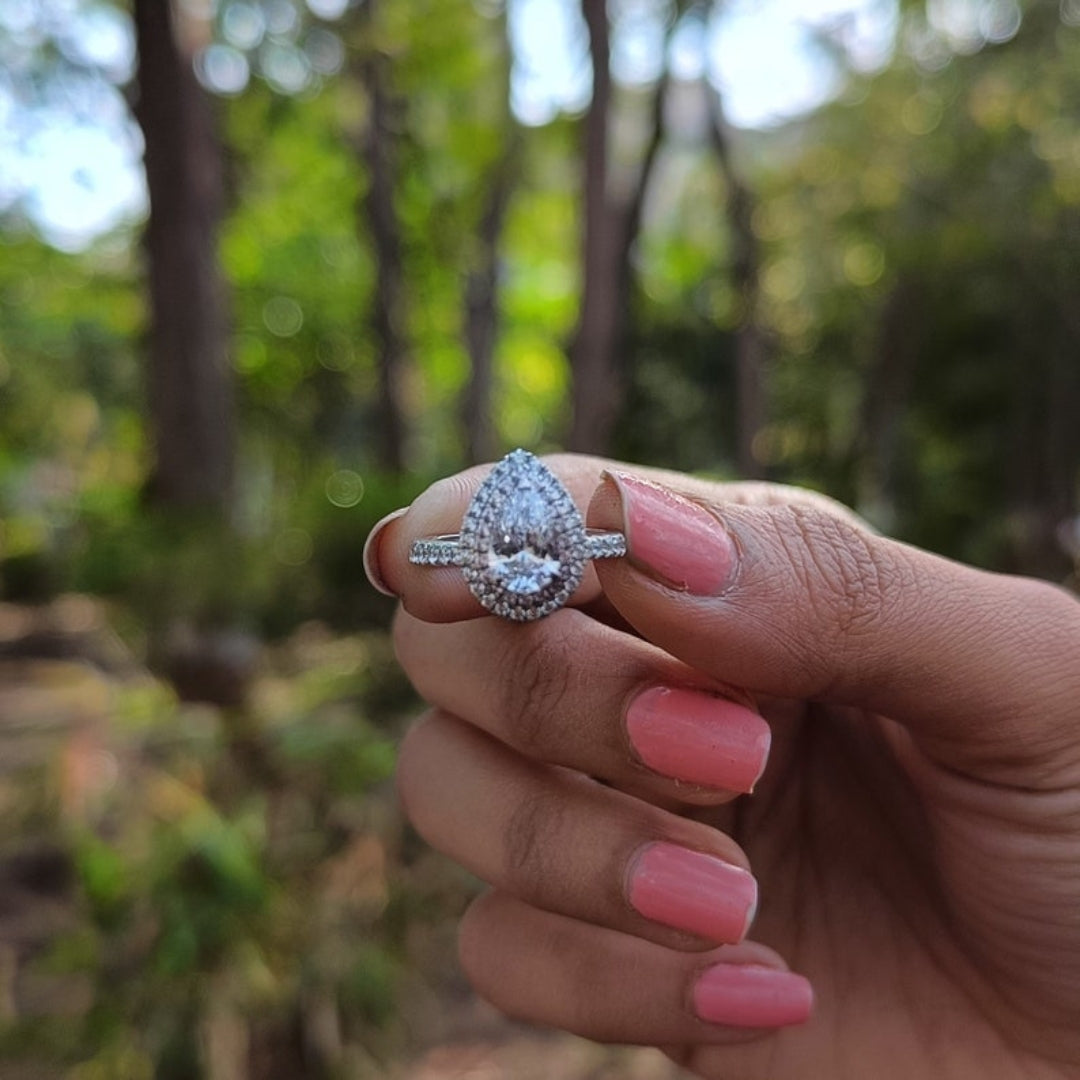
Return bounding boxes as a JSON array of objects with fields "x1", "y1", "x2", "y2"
[{"x1": 410, "y1": 530, "x2": 626, "y2": 567}]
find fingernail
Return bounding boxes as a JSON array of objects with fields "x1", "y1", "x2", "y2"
[
  {"x1": 693, "y1": 964, "x2": 813, "y2": 1028},
  {"x1": 363, "y1": 507, "x2": 408, "y2": 597},
  {"x1": 606, "y1": 472, "x2": 737, "y2": 595},
  {"x1": 626, "y1": 687, "x2": 770, "y2": 794},
  {"x1": 628, "y1": 843, "x2": 757, "y2": 944}
]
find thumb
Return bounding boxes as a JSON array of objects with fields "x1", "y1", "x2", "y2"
[{"x1": 588, "y1": 471, "x2": 1080, "y2": 784}]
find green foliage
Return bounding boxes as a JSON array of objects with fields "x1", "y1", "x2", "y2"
[
  {"x1": 741, "y1": 9, "x2": 1080, "y2": 568},
  {"x1": 150, "y1": 809, "x2": 269, "y2": 974},
  {"x1": 0, "y1": 631, "x2": 414, "y2": 1074},
  {"x1": 77, "y1": 834, "x2": 131, "y2": 929},
  {"x1": 340, "y1": 942, "x2": 400, "y2": 1028},
  {"x1": 2, "y1": 1, "x2": 1076, "y2": 590},
  {"x1": 0, "y1": 234, "x2": 143, "y2": 600}
]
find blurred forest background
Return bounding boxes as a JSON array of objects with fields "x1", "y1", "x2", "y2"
[{"x1": 1, "y1": 0, "x2": 1079, "y2": 1076}]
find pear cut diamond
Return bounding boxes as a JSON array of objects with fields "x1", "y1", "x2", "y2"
[
  {"x1": 459, "y1": 450, "x2": 587, "y2": 621},
  {"x1": 407, "y1": 448, "x2": 626, "y2": 621}
]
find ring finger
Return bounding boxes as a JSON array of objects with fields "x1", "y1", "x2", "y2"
[{"x1": 397, "y1": 709, "x2": 759, "y2": 948}]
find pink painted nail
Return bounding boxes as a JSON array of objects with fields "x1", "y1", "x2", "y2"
[
  {"x1": 693, "y1": 964, "x2": 813, "y2": 1028},
  {"x1": 626, "y1": 687, "x2": 770, "y2": 793},
  {"x1": 606, "y1": 472, "x2": 737, "y2": 596},
  {"x1": 363, "y1": 507, "x2": 408, "y2": 597},
  {"x1": 628, "y1": 843, "x2": 757, "y2": 944}
]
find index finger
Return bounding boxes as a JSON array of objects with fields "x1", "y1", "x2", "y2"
[
  {"x1": 363, "y1": 454, "x2": 867, "y2": 624},
  {"x1": 364, "y1": 454, "x2": 611, "y2": 622}
]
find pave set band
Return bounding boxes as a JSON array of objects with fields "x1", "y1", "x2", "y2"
[
  {"x1": 408, "y1": 449, "x2": 627, "y2": 622},
  {"x1": 409, "y1": 530, "x2": 628, "y2": 567}
]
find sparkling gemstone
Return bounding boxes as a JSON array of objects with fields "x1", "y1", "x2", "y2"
[
  {"x1": 488, "y1": 486, "x2": 563, "y2": 593},
  {"x1": 491, "y1": 549, "x2": 562, "y2": 594},
  {"x1": 459, "y1": 449, "x2": 588, "y2": 621}
]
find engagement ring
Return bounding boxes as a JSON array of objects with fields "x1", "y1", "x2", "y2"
[{"x1": 409, "y1": 449, "x2": 626, "y2": 622}]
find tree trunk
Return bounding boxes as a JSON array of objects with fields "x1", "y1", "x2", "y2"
[
  {"x1": 1006, "y1": 332, "x2": 1080, "y2": 580},
  {"x1": 357, "y1": 0, "x2": 408, "y2": 474},
  {"x1": 461, "y1": 8, "x2": 518, "y2": 465},
  {"x1": 133, "y1": 0, "x2": 234, "y2": 511},
  {"x1": 856, "y1": 279, "x2": 922, "y2": 532},
  {"x1": 706, "y1": 86, "x2": 766, "y2": 480},
  {"x1": 569, "y1": 0, "x2": 667, "y2": 454},
  {"x1": 568, "y1": 0, "x2": 618, "y2": 454},
  {"x1": 462, "y1": 135, "x2": 519, "y2": 465},
  {"x1": 1004, "y1": 253, "x2": 1080, "y2": 579}
]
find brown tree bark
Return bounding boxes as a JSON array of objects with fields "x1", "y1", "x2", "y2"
[
  {"x1": 462, "y1": 135, "x2": 520, "y2": 465},
  {"x1": 1006, "y1": 332, "x2": 1080, "y2": 581},
  {"x1": 1004, "y1": 254, "x2": 1080, "y2": 580},
  {"x1": 132, "y1": 0, "x2": 234, "y2": 510},
  {"x1": 357, "y1": 0, "x2": 408, "y2": 474},
  {"x1": 461, "y1": 6, "x2": 519, "y2": 465},
  {"x1": 568, "y1": 0, "x2": 668, "y2": 455},
  {"x1": 706, "y1": 85, "x2": 766, "y2": 480},
  {"x1": 856, "y1": 279, "x2": 922, "y2": 531}
]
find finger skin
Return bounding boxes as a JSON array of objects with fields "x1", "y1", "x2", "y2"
[
  {"x1": 588, "y1": 472, "x2": 1080, "y2": 784},
  {"x1": 458, "y1": 891, "x2": 812, "y2": 1045},
  {"x1": 397, "y1": 710, "x2": 756, "y2": 949},
  {"x1": 393, "y1": 605, "x2": 769, "y2": 802}
]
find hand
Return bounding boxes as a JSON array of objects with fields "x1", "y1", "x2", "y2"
[{"x1": 364, "y1": 455, "x2": 1080, "y2": 1079}]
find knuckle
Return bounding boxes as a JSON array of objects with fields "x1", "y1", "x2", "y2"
[
  {"x1": 499, "y1": 623, "x2": 576, "y2": 756},
  {"x1": 768, "y1": 505, "x2": 912, "y2": 690},
  {"x1": 1011, "y1": 575, "x2": 1080, "y2": 630},
  {"x1": 1004, "y1": 576, "x2": 1080, "y2": 710},
  {"x1": 501, "y1": 785, "x2": 566, "y2": 895},
  {"x1": 779, "y1": 505, "x2": 900, "y2": 639}
]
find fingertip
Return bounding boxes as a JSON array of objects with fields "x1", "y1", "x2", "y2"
[
  {"x1": 624, "y1": 686, "x2": 771, "y2": 796},
  {"x1": 363, "y1": 506, "x2": 409, "y2": 597},
  {"x1": 747, "y1": 723, "x2": 772, "y2": 794},
  {"x1": 373, "y1": 468, "x2": 491, "y2": 620},
  {"x1": 692, "y1": 963, "x2": 814, "y2": 1029},
  {"x1": 587, "y1": 470, "x2": 652, "y2": 597},
  {"x1": 587, "y1": 469, "x2": 627, "y2": 534}
]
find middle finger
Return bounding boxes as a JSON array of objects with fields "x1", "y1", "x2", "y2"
[
  {"x1": 397, "y1": 710, "x2": 759, "y2": 949},
  {"x1": 393, "y1": 606, "x2": 771, "y2": 803}
]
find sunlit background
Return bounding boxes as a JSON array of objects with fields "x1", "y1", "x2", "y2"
[
  {"x1": 1, "y1": 0, "x2": 1079, "y2": 1076},
  {"x1": 7, "y1": 0, "x2": 1029, "y2": 248}
]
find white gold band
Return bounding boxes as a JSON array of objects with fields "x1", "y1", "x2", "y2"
[{"x1": 410, "y1": 529, "x2": 627, "y2": 567}]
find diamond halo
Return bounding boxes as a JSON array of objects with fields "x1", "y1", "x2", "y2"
[{"x1": 408, "y1": 449, "x2": 627, "y2": 622}]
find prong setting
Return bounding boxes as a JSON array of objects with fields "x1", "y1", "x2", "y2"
[{"x1": 407, "y1": 450, "x2": 626, "y2": 622}]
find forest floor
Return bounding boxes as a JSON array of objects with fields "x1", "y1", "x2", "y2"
[{"x1": 0, "y1": 597, "x2": 687, "y2": 1079}]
